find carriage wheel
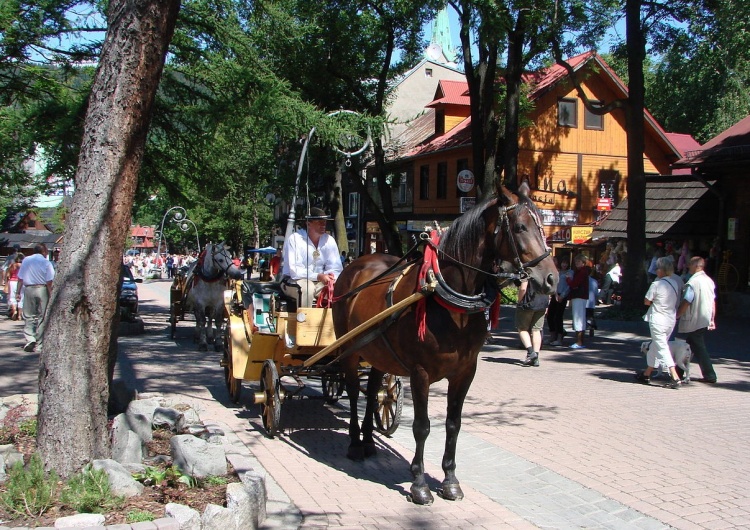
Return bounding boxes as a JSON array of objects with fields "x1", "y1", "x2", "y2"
[
  {"x1": 374, "y1": 374, "x2": 403, "y2": 437},
  {"x1": 259, "y1": 360, "x2": 282, "y2": 437},
  {"x1": 322, "y1": 374, "x2": 345, "y2": 404},
  {"x1": 223, "y1": 327, "x2": 242, "y2": 404}
]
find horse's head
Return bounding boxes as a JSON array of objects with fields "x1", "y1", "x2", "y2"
[
  {"x1": 204, "y1": 242, "x2": 245, "y2": 280},
  {"x1": 495, "y1": 183, "x2": 557, "y2": 295}
]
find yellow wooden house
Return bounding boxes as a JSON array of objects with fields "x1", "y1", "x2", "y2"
[{"x1": 377, "y1": 52, "x2": 684, "y2": 247}]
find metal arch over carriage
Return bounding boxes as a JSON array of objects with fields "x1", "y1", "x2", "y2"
[{"x1": 220, "y1": 280, "x2": 405, "y2": 438}]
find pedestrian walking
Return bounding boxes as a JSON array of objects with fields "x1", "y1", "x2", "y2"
[
  {"x1": 15, "y1": 243, "x2": 55, "y2": 352},
  {"x1": 635, "y1": 256, "x2": 682, "y2": 388},
  {"x1": 566, "y1": 254, "x2": 590, "y2": 349},
  {"x1": 677, "y1": 256, "x2": 717, "y2": 383},
  {"x1": 516, "y1": 278, "x2": 550, "y2": 367}
]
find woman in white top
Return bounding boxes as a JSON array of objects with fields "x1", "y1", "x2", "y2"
[{"x1": 635, "y1": 256, "x2": 682, "y2": 388}]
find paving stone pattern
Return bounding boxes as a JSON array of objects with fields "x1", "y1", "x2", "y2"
[{"x1": 2, "y1": 280, "x2": 749, "y2": 529}]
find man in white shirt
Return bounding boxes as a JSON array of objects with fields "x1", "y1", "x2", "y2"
[
  {"x1": 16, "y1": 243, "x2": 55, "y2": 352},
  {"x1": 677, "y1": 256, "x2": 717, "y2": 383},
  {"x1": 281, "y1": 208, "x2": 343, "y2": 308}
]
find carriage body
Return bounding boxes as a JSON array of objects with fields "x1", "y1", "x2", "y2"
[{"x1": 221, "y1": 279, "x2": 403, "y2": 437}]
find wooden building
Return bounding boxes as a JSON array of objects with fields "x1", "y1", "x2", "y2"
[
  {"x1": 370, "y1": 52, "x2": 685, "y2": 252},
  {"x1": 672, "y1": 115, "x2": 750, "y2": 291}
]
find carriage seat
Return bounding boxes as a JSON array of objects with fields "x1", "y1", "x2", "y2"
[{"x1": 240, "y1": 280, "x2": 298, "y2": 313}]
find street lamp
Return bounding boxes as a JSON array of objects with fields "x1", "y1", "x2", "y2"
[
  {"x1": 157, "y1": 207, "x2": 201, "y2": 255},
  {"x1": 284, "y1": 110, "x2": 372, "y2": 240}
]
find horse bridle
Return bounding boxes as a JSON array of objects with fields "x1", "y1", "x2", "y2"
[
  {"x1": 427, "y1": 201, "x2": 551, "y2": 283},
  {"x1": 199, "y1": 244, "x2": 236, "y2": 281},
  {"x1": 496, "y1": 203, "x2": 552, "y2": 282}
]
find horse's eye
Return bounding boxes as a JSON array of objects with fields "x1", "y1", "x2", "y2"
[{"x1": 514, "y1": 224, "x2": 527, "y2": 234}]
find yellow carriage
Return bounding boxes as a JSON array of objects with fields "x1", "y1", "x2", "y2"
[{"x1": 221, "y1": 280, "x2": 404, "y2": 437}]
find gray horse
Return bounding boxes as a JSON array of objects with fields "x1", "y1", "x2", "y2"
[{"x1": 184, "y1": 243, "x2": 245, "y2": 351}]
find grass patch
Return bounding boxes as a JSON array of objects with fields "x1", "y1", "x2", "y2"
[
  {"x1": 126, "y1": 509, "x2": 156, "y2": 523},
  {"x1": 61, "y1": 466, "x2": 124, "y2": 514}
]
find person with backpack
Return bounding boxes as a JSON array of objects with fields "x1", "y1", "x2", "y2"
[{"x1": 516, "y1": 278, "x2": 550, "y2": 367}]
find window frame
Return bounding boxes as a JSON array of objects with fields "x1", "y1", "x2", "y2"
[
  {"x1": 584, "y1": 101, "x2": 604, "y2": 130},
  {"x1": 419, "y1": 165, "x2": 430, "y2": 200},
  {"x1": 557, "y1": 98, "x2": 578, "y2": 128}
]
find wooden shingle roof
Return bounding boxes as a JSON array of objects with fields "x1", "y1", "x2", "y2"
[{"x1": 592, "y1": 178, "x2": 716, "y2": 239}]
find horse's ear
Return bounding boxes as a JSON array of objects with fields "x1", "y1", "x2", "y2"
[
  {"x1": 518, "y1": 180, "x2": 531, "y2": 199},
  {"x1": 498, "y1": 184, "x2": 515, "y2": 207}
]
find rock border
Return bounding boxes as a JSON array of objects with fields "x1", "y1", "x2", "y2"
[{"x1": 1, "y1": 392, "x2": 276, "y2": 530}]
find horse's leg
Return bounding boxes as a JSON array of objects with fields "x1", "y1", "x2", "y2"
[
  {"x1": 360, "y1": 367, "x2": 384, "y2": 458},
  {"x1": 196, "y1": 307, "x2": 208, "y2": 351},
  {"x1": 343, "y1": 355, "x2": 364, "y2": 461},
  {"x1": 410, "y1": 365, "x2": 433, "y2": 505},
  {"x1": 439, "y1": 365, "x2": 477, "y2": 501}
]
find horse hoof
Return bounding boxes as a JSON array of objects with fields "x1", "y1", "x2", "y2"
[
  {"x1": 347, "y1": 445, "x2": 365, "y2": 461},
  {"x1": 439, "y1": 481, "x2": 464, "y2": 501},
  {"x1": 409, "y1": 484, "x2": 434, "y2": 505},
  {"x1": 363, "y1": 442, "x2": 377, "y2": 458}
]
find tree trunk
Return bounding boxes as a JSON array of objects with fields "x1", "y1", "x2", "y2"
[
  {"x1": 502, "y1": 20, "x2": 526, "y2": 190},
  {"x1": 332, "y1": 162, "x2": 348, "y2": 252},
  {"x1": 37, "y1": 0, "x2": 180, "y2": 478},
  {"x1": 622, "y1": 0, "x2": 648, "y2": 309}
]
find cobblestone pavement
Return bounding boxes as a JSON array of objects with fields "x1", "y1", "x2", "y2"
[{"x1": 1, "y1": 281, "x2": 748, "y2": 529}]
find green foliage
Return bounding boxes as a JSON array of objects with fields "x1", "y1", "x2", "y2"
[
  {"x1": 501, "y1": 285, "x2": 519, "y2": 304},
  {"x1": 60, "y1": 465, "x2": 124, "y2": 514},
  {"x1": 133, "y1": 465, "x2": 198, "y2": 488},
  {"x1": 201, "y1": 475, "x2": 228, "y2": 487},
  {"x1": 0, "y1": 454, "x2": 59, "y2": 517},
  {"x1": 18, "y1": 417, "x2": 37, "y2": 438},
  {"x1": 0, "y1": 403, "x2": 35, "y2": 445},
  {"x1": 126, "y1": 509, "x2": 156, "y2": 523}
]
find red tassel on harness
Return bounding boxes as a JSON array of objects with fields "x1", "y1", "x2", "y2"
[
  {"x1": 416, "y1": 231, "x2": 441, "y2": 341},
  {"x1": 489, "y1": 293, "x2": 501, "y2": 330}
]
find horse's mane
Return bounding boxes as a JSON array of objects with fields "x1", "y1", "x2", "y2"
[{"x1": 439, "y1": 195, "x2": 499, "y2": 264}]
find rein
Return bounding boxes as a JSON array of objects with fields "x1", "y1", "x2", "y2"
[{"x1": 195, "y1": 245, "x2": 233, "y2": 283}]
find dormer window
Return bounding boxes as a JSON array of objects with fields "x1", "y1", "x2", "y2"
[{"x1": 435, "y1": 109, "x2": 445, "y2": 135}]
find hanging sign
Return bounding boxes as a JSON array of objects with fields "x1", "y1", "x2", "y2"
[
  {"x1": 596, "y1": 198, "x2": 612, "y2": 211},
  {"x1": 457, "y1": 170, "x2": 475, "y2": 192},
  {"x1": 570, "y1": 226, "x2": 593, "y2": 244}
]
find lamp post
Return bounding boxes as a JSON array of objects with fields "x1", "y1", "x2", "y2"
[
  {"x1": 157, "y1": 206, "x2": 201, "y2": 255},
  {"x1": 284, "y1": 110, "x2": 372, "y2": 240}
]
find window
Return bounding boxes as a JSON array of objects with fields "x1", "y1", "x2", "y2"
[
  {"x1": 558, "y1": 98, "x2": 577, "y2": 127},
  {"x1": 435, "y1": 109, "x2": 445, "y2": 135},
  {"x1": 419, "y1": 166, "x2": 430, "y2": 200},
  {"x1": 437, "y1": 162, "x2": 448, "y2": 199},
  {"x1": 397, "y1": 173, "x2": 407, "y2": 205},
  {"x1": 584, "y1": 101, "x2": 604, "y2": 130},
  {"x1": 425, "y1": 68, "x2": 433, "y2": 78},
  {"x1": 348, "y1": 192, "x2": 359, "y2": 216}
]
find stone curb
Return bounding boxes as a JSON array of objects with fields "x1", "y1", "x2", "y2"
[{"x1": 0, "y1": 518, "x2": 178, "y2": 530}]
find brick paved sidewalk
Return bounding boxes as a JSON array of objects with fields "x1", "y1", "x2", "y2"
[{"x1": 1, "y1": 283, "x2": 749, "y2": 529}]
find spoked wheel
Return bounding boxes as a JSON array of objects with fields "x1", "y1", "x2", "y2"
[
  {"x1": 222, "y1": 327, "x2": 242, "y2": 404},
  {"x1": 259, "y1": 360, "x2": 282, "y2": 437},
  {"x1": 374, "y1": 374, "x2": 403, "y2": 436},
  {"x1": 322, "y1": 374, "x2": 345, "y2": 404}
]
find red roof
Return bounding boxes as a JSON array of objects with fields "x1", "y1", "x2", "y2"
[
  {"x1": 426, "y1": 80, "x2": 471, "y2": 107},
  {"x1": 401, "y1": 52, "x2": 681, "y2": 161},
  {"x1": 673, "y1": 115, "x2": 750, "y2": 167},
  {"x1": 130, "y1": 225, "x2": 155, "y2": 238}
]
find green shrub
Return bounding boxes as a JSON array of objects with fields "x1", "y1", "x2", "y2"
[
  {"x1": 18, "y1": 418, "x2": 37, "y2": 438},
  {"x1": 126, "y1": 509, "x2": 156, "y2": 523},
  {"x1": 0, "y1": 454, "x2": 59, "y2": 517},
  {"x1": 201, "y1": 475, "x2": 228, "y2": 487},
  {"x1": 61, "y1": 465, "x2": 124, "y2": 514},
  {"x1": 500, "y1": 285, "x2": 519, "y2": 304}
]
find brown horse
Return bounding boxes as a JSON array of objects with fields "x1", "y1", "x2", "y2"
[{"x1": 332, "y1": 183, "x2": 557, "y2": 505}]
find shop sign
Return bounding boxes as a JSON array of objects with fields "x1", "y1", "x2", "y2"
[
  {"x1": 457, "y1": 170, "x2": 475, "y2": 192},
  {"x1": 570, "y1": 226, "x2": 593, "y2": 244},
  {"x1": 596, "y1": 198, "x2": 612, "y2": 211},
  {"x1": 550, "y1": 228, "x2": 571, "y2": 242},
  {"x1": 460, "y1": 196, "x2": 476, "y2": 213},
  {"x1": 540, "y1": 210, "x2": 579, "y2": 226}
]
